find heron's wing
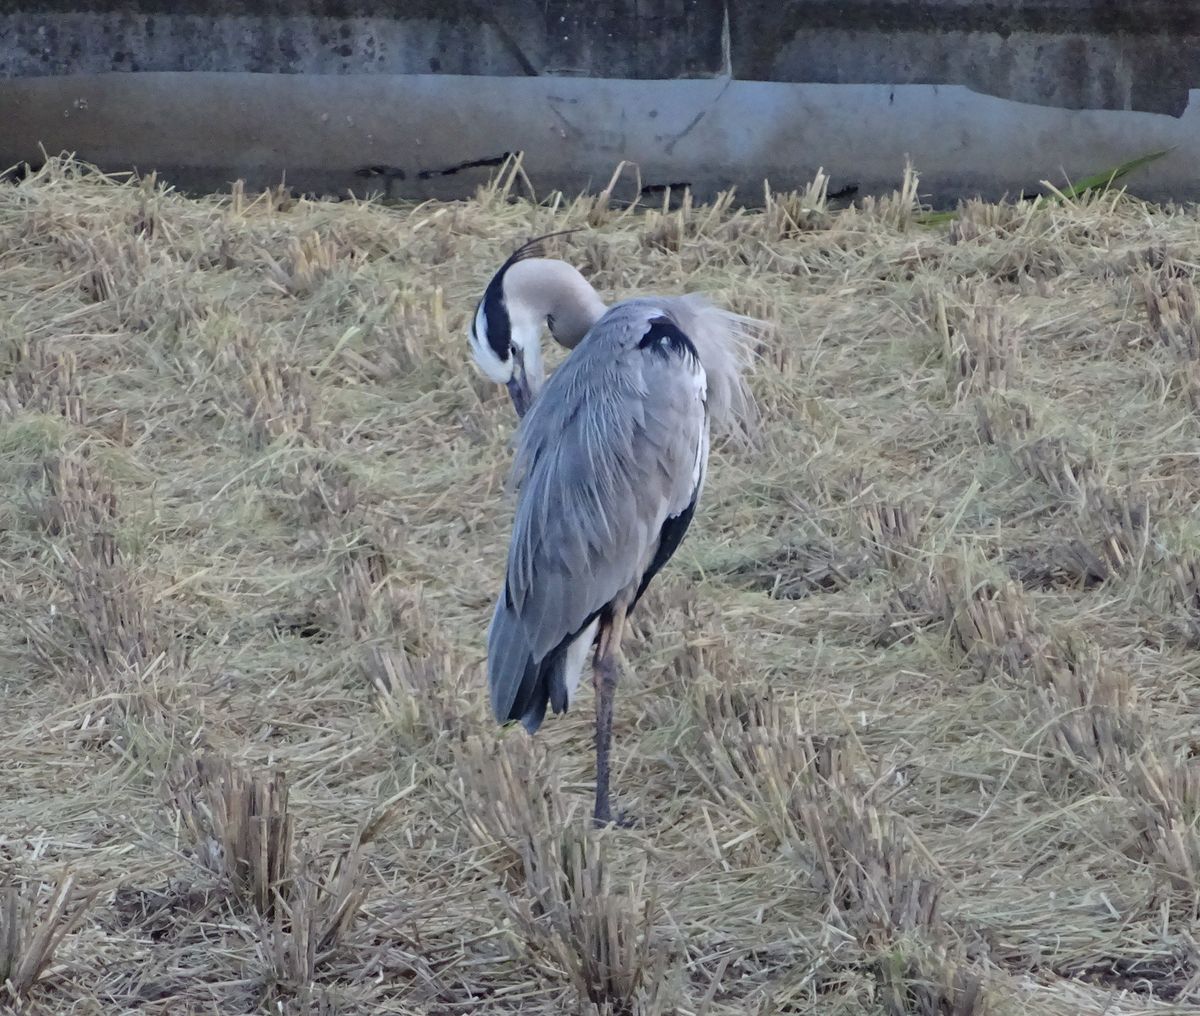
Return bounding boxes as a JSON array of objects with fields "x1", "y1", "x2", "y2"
[{"x1": 488, "y1": 304, "x2": 708, "y2": 724}]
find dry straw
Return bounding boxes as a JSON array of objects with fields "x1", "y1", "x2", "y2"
[
  {"x1": 1, "y1": 873, "x2": 95, "y2": 1004},
  {"x1": 3, "y1": 155, "x2": 1200, "y2": 1012}
]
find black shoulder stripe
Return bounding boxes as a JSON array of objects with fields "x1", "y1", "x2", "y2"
[
  {"x1": 638, "y1": 316, "x2": 698, "y2": 362},
  {"x1": 631, "y1": 486, "x2": 700, "y2": 613}
]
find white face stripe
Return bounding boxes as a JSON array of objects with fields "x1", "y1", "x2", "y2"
[{"x1": 468, "y1": 300, "x2": 513, "y2": 383}]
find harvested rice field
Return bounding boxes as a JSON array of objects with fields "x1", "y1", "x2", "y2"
[{"x1": 4, "y1": 157, "x2": 1200, "y2": 1015}]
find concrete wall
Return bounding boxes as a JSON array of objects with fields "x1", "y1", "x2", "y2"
[
  {"x1": 0, "y1": 2, "x2": 729, "y2": 79},
  {"x1": 0, "y1": 2, "x2": 730, "y2": 80},
  {"x1": 731, "y1": 2, "x2": 1200, "y2": 117},
  {"x1": 1, "y1": 2, "x2": 1198, "y2": 204}
]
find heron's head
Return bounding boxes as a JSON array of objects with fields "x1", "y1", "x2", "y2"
[
  {"x1": 467, "y1": 258, "x2": 542, "y2": 419},
  {"x1": 467, "y1": 230, "x2": 596, "y2": 418}
]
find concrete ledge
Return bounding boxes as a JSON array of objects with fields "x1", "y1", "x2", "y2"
[{"x1": 1, "y1": 71, "x2": 1193, "y2": 205}]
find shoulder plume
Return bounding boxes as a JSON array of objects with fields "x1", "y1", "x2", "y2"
[{"x1": 663, "y1": 296, "x2": 763, "y2": 450}]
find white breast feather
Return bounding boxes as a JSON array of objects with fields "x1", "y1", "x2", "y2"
[
  {"x1": 689, "y1": 356, "x2": 709, "y2": 492},
  {"x1": 563, "y1": 617, "x2": 600, "y2": 707}
]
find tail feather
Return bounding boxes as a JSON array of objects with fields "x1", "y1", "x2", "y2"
[
  {"x1": 487, "y1": 595, "x2": 599, "y2": 734},
  {"x1": 487, "y1": 594, "x2": 540, "y2": 727}
]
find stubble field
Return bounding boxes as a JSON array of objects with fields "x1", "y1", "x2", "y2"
[{"x1": 3, "y1": 158, "x2": 1200, "y2": 1014}]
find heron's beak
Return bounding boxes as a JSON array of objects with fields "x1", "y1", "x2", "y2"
[
  {"x1": 506, "y1": 376, "x2": 531, "y2": 418},
  {"x1": 506, "y1": 356, "x2": 533, "y2": 418}
]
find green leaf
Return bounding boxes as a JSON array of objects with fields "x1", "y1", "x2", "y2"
[
  {"x1": 913, "y1": 209, "x2": 960, "y2": 226},
  {"x1": 1053, "y1": 147, "x2": 1173, "y2": 200}
]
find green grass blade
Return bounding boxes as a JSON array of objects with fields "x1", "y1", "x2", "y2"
[
  {"x1": 913, "y1": 209, "x2": 960, "y2": 226},
  {"x1": 1055, "y1": 147, "x2": 1173, "y2": 200}
]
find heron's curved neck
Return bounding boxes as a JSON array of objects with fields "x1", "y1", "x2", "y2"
[{"x1": 504, "y1": 258, "x2": 607, "y2": 349}]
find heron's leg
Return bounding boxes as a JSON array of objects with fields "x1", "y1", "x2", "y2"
[
  {"x1": 592, "y1": 607, "x2": 628, "y2": 827},
  {"x1": 592, "y1": 651, "x2": 619, "y2": 825}
]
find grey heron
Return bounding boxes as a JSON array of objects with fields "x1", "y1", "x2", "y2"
[{"x1": 469, "y1": 234, "x2": 757, "y2": 824}]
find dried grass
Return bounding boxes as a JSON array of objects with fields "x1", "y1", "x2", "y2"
[
  {"x1": 1012, "y1": 436, "x2": 1097, "y2": 504},
  {"x1": 22, "y1": 451, "x2": 178, "y2": 712},
  {"x1": 854, "y1": 161, "x2": 924, "y2": 230},
  {"x1": 1126, "y1": 749, "x2": 1200, "y2": 894},
  {"x1": 4, "y1": 156, "x2": 1200, "y2": 1013},
  {"x1": 974, "y1": 392, "x2": 1035, "y2": 447},
  {"x1": 255, "y1": 835, "x2": 371, "y2": 999},
  {"x1": 171, "y1": 754, "x2": 295, "y2": 917},
  {"x1": 760, "y1": 171, "x2": 832, "y2": 238},
  {"x1": 168, "y1": 752, "x2": 370, "y2": 1004},
  {"x1": 857, "y1": 498, "x2": 927, "y2": 574},
  {"x1": 1027, "y1": 635, "x2": 1141, "y2": 777},
  {"x1": 944, "y1": 299, "x2": 1021, "y2": 399},
  {"x1": 504, "y1": 827, "x2": 677, "y2": 1013},
  {"x1": 937, "y1": 557, "x2": 1040, "y2": 677},
  {"x1": 875, "y1": 943, "x2": 990, "y2": 1016},
  {"x1": 455, "y1": 733, "x2": 572, "y2": 888},
  {"x1": 0, "y1": 342, "x2": 85, "y2": 425},
  {"x1": 1142, "y1": 270, "x2": 1200, "y2": 361},
  {"x1": 1, "y1": 873, "x2": 95, "y2": 1004}
]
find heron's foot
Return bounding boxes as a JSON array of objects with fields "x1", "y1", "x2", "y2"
[{"x1": 593, "y1": 803, "x2": 639, "y2": 829}]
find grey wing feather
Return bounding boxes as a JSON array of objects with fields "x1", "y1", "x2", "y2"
[{"x1": 488, "y1": 300, "x2": 708, "y2": 728}]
